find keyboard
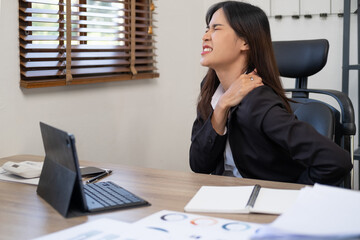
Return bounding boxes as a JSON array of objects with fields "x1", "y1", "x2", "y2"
[{"x1": 83, "y1": 181, "x2": 149, "y2": 212}]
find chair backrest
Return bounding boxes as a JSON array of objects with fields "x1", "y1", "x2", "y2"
[
  {"x1": 272, "y1": 39, "x2": 356, "y2": 140},
  {"x1": 273, "y1": 39, "x2": 329, "y2": 90},
  {"x1": 273, "y1": 39, "x2": 335, "y2": 139},
  {"x1": 291, "y1": 101, "x2": 335, "y2": 140},
  {"x1": 272, "y1": 39, "x2": 356, "y2": 188}
]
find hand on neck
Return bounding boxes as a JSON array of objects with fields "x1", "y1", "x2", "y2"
[{"x1": 215, "y1": 65, "x2": 248, "y2": 90}]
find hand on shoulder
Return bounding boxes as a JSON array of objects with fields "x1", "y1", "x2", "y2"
[{"x1": 220, "y1": 70, "x2": 263, "y2": 109}]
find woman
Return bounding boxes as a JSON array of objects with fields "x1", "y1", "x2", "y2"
[{"x1": 189, "y1": 1, "x2": 352, "y2": 185}]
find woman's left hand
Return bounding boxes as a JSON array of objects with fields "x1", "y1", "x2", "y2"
[
  {"x1": 220, "y1": 70, "x2": 263, "y2": 108},
  {"x1": 211, "y1": 70, "x2": 263, "y2": 135}
]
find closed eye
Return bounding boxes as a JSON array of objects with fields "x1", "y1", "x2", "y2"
[
  {"x1": 211, "y1": 23, "x2": 223, "y2": 31},
  {"x1": 205, "y1": 24, "x2": 222, "y2": 33}
]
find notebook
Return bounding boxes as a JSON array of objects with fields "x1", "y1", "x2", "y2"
[
  {"x1": 37, "y1": 122, "x2": 150, "y2": 218},
  {"x1": 184, "y1": 185, "x2": 300, "y2": 215}
]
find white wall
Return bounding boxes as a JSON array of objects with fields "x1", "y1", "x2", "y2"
[
  {"x1": 0, "y1": 0, "x2": 204, "y2": 172},
  {"x1": 0, "y1": 1, "x2": 358, "y2": 175}
]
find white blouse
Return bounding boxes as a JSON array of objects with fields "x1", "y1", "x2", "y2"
[{"x1": 211, "y1": 84, "x2": 243, "y2": 178}]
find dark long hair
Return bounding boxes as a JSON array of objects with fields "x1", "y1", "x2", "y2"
[{"x1": 197, "y1": 1, "x2": 292, "y2": 121}]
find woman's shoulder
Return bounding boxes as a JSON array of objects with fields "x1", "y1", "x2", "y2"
[
  {"x1": 242, "y1": 85, "x2": 284, "y2": 108},
  {"x1": 232, "y1": 85, "x2": 288, "y2": 126}
]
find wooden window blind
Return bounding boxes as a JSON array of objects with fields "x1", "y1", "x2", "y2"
[{"x1": 19, "y1": 0, "x2": 159, "y2": 88}]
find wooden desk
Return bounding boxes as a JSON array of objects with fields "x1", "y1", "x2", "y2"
[{"x1": 0, "y1": 155, "x2": 304, "y2": 239}]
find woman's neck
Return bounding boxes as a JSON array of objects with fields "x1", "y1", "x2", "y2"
[{"x1": 215, "y1": 64, "x2": 247, "y2": 90}]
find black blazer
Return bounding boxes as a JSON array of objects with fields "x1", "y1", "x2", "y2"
[{"x1": 189, "y1": 85, "x2": 352, "y2": 186}]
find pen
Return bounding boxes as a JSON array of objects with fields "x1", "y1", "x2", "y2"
[
  {"x1": 85, "y1": 169, "x2": 112, "y2": 184},
  {"x1": 246, "y1": 184, "x2": 261, "y2": 209}
]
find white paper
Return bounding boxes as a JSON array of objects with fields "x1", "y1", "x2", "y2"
[
  {"x1": 184, "y1": 186, "x2": 254, "y2": 213},
  {"x1": 32, "y1": 211, "x2": 262, "y2": 240},
  {"x1": 134, "y1": 210, "x2": 262, "y2": 240},
  {"x1": 0, "y1": 167, "x2": 39, "y2": 185},
  {"x1": 32, "y1": 218, "x2": 169, "y2": 240},
  {"x1": 253, "y1": 184, "x2": 360, "y2": 239},
  {"x1": 184, "y1": 185, "x2": 299, "y2": 215},
  {"x1": 0, "y1": 165, "x2": 94, "y2": 186},
  {"x1": 252, "y1": 188, "x2": 299, "y2": 214}
]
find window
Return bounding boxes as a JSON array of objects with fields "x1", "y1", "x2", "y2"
[{"x1": 19, "y1": 0, "x2": 158, "y2": 88}]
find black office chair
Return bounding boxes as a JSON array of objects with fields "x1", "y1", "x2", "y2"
[{"x1": 272, "y1": 39, "x2": 357, "y2": 189}]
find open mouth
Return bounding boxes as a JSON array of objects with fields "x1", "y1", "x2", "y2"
[{"x1": 201, "y1": 46, "x2": 213, "y2": 55}]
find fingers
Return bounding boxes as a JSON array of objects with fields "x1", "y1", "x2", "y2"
[
  {"x1": 250, "y1": 68, "x2": 258, "y2": 75},
  {"x1": 222, "y1": 70, "x2": 263, "y2": 107},
  {"x1": 246, "y1": 73, "x2": 262, "y2": 84},
  {"x1": 244, "y1": 69, "x2": 262, "y2": 84}
]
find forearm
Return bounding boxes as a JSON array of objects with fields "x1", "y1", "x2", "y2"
[
  {"x1": 211, "y1": 101, "x2": 230, "y2": 135},
  {"x1": 189, "y1": 114, "x2": 227, "y2": 173},
  {"x1": 262, "y1": 106, "x2": 352, "y2": 185}
]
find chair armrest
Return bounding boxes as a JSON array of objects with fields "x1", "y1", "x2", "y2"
[{"x1": 286, "y1": 88, "x2": 356, "y2": 135}]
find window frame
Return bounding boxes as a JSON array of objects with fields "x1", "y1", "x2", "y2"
[{"x1": 18, "y1": 0, "x2": 159, "y2": 88}]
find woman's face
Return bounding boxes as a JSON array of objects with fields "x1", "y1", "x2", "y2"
[{"x1": 200, "y1": 8, "x2": 248, "y2": 70}]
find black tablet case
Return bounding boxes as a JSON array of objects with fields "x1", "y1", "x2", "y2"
[{"x1": 37, "y1": 122, "x2": 87, "y2": 218}]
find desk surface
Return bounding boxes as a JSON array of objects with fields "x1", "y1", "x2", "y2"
[{"x1": 0, "y1": 155, "x2": 304, "y2": 239}]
